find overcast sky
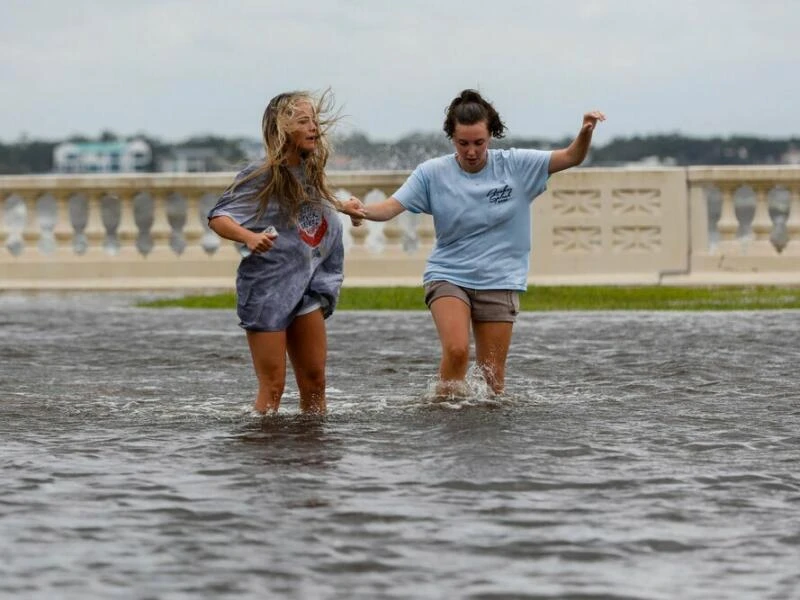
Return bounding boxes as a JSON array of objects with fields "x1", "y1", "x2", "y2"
[{"x1": 2, "y1": 0, "x2": 798, "y2": 144}]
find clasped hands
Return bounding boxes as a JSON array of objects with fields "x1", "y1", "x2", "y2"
[{"x1": 340, "y1": 196, "x2": 367, "y2": 226}]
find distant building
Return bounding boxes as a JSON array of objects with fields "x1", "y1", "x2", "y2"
[
  {"x1": 158, "y1": 147, "x2": 229, "y2": 173},
  {"x1": 53, "y1": 139, "x2": 152, "y2": 173},
  {"x1": 238, "y1": 139, "x2": 265, "y2": 162},
  {"x1": 158, "y1": 140, "x2": 264, "y2": 173},
  {"x1": 624, "y1": 155, "x2": 678, "y2": 168},
  {"x1": 782, "y1": 146, "x2": 800, "y2": 165}
]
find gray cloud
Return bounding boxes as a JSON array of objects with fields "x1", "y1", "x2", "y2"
[{"x1": 1, "y1": 0, "x2": 798, "y2": 143}]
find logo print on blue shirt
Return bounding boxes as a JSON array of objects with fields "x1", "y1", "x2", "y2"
[{"x1": 487, "y1": 184, "x2": 512, "y2": 204}]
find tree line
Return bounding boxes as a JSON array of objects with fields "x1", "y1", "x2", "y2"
[{"x1": 1, "y1": 130, "x2": 798, "y2": 174}]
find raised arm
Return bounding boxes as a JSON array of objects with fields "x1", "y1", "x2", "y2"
[{"x1": 548, "y1": 111, "x2": 606, "y2": 174}]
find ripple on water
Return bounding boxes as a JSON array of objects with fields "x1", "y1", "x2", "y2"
[{"x1": 2, "y1": 297, "x2": 800, "y2": 598}]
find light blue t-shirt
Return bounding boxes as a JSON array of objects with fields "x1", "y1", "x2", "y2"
[{"x1": 393, "y1": 148, "x2": 552, "y2": 291}]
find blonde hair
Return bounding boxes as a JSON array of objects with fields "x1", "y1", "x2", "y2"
[{"x1": 236, "y1": 89, "x2": 341, "y2": 223}]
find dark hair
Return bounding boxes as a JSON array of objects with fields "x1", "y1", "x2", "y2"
[{"x1": 443, "y1": 89, "x2": 507, "y2": 139}]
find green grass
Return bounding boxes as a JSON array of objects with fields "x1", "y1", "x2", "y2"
[{"x1": 137, "y1": 285, "x2": 800, "y2": 311}]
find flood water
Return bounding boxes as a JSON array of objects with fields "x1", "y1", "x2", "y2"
[{"x1": 1, "y1": 294, "x2": 799, "y2": 599}]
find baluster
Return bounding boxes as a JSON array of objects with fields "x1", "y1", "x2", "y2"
[
  {"x1": 381, "y1": 218, "x2": 404, "y2": 254},
  {"x1": 184, "y1": 190, "x2": 205, "y2": 253},
  {"x1": 85, "y1": 191, "x2": 107, "y2": 253},
  {"x1": 349, "y1": 220, "x2": 370, "y2": 252},
  {"x1": 21, "y1": 192, "x2": 40, "y2": 255},
  {"x1": 716, "y1": 184, "x2": 738, "y2": 254},
  {"x1": 786, "y1": 183, "x2": 800, "y2": 255},
  {"x1": 750, "y1": 184, "x2": 774, "y2": 255},
  {"x1": 150, "y1": 190, "x2": 174, "y2": 253},
  {"x1": 53, "y1": 191, "x2": 74, "y2": 253}
]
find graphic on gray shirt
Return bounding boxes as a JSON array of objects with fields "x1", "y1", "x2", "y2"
[{"x1": 207, "y1": 162, "x2": 344, "y2": 331}]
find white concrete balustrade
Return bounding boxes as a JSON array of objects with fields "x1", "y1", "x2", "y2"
[
  {"x1": 1, "y1": 167, "x2": 799, "y2": 290},
  {"x1": 682, "y1": 167, "x2": 800, "y2": 284}
]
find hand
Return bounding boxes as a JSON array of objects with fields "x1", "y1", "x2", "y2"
[
  {"x1": 581, "y1": 110, "x2": 606, "y2": 133},
  {"x1": 246, "y1": 228, "x2": 278, "y2": 254},
  {"x1": 340, "y1": 196, "x2": 367, "y2": 227}
]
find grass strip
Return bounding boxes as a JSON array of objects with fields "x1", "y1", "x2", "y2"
[{"x1": 137, "y1": 286, "x2": 800, "y2": 311}]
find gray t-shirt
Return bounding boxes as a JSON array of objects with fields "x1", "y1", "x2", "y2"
[{"x1": 208, "y1": 162, "x2": 344, "y2": 331}]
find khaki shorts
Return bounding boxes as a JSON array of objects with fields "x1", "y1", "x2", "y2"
[{"x1": 423, "y1": 280, "x2": 520, "y2": 323}]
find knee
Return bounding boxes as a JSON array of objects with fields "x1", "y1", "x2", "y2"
[
  {"x1": 297, "y1": 367, "x2": 326, "y2": 393},
  {"x1": 442, "y1": 342, "x2": 470, "y2": 367},
  {"x1": 255, "y1": 362, "x2": 285, "y2": 385}
]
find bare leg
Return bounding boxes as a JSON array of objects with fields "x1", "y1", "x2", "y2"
[
  {"x1": 286, "y1": 309, "x2": 328, "y2": 413},
  {"x1": 473, "y1": 321, "x2": 514, "y2": 395},
  {"x1": 429, "y1": 296, "x2": 472, "y2": 396},
  {"x1": 246, "y1": 330, "x2": 287, "y2": 413}
]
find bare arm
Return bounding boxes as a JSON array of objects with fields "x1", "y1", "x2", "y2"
[
  {"x1": 208, "y1": 215, "x2": 277, "y2": 254},
  {"x1": 361, "y1": 197, "x2": 407, "y2": 222},
  {"x1": 548, "y1": 111, "x2": 606, "y2": 174}
]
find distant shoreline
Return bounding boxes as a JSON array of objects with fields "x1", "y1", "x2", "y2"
[{"x1": 3, "y1": 132, "x2": 799, "y2": 174}]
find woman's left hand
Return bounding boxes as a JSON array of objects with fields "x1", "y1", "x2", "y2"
[
  {"x1": 340, "y1": 196, "x2": 367, "y2": 226},
  {"x1": 582, "y1": 111, "x2": 606, "y2": 133}
]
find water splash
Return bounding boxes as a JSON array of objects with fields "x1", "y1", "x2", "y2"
[{"x1": 419, "y1": 365, "x2": 512, "y2": 410}]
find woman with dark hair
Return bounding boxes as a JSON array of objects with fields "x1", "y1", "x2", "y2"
[
  {"x1": 208, "y1": 90, "x2": 365, "y2": 414},
  {"x1": 358, "y1": 89, "x2": 605, "y2": 397}
]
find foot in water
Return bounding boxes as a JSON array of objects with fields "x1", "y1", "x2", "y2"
[
  {"x1": 433, "y1": 379, "x2": 470, "y2": 402},
  {"x1": 431, "y1": 369, "x2": 505, "y2": 404}
]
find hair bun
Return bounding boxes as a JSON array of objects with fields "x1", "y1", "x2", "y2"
[
  {"x1": 459, "y1": 89, "x2": 482, "y2": 103},
  {"x1": 443, "y1": 88, "x2": 506, "y2": 139}
]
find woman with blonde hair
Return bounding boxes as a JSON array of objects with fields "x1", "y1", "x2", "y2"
[{"x1": 208, "y1": 90, "x2": 365, "y2": 414}]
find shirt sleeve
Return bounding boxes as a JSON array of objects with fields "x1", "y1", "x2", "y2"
[
  {"x1": 207, "y1": 164, "x2": 263, "y2": 226},
  {"x1": 392, "y1": 164, "x2": 431, "y2": 214},
  {"x1": 510, "y1": 149, "x2": 552, "y2": 203}
]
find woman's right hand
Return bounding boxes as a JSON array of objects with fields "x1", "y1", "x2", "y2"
[
  {"x1": 340, "y1": 196, "x2": 367, "y2": 226},
  {"x1": 245, "y1": 228, "x2": 279, "y2": 254}
]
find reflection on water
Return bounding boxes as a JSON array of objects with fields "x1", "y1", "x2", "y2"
[{"x1": 1, "y1": 294, "x2": 799, "y2": 599}]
